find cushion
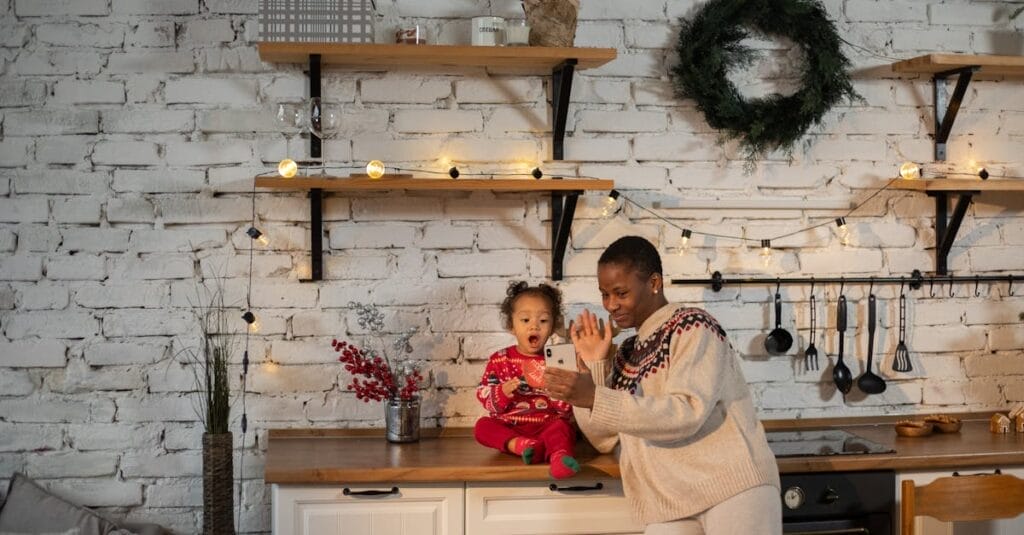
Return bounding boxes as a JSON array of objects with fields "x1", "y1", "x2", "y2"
[{"x1": 0, "y1": 474, "x2": 122, "y2": 535}]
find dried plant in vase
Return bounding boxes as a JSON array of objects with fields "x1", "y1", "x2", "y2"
[{"x1": 522, "y1": 0, "x2": 579, "y2": 47}]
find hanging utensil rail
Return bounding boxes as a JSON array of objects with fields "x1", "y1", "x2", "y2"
[{"x1": 671, "y1": 269, "x2": 1021, "y2": 293}]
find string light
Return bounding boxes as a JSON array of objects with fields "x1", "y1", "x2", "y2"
[
  {"x1": 241, "y1": 310, "x2": 256, "y2": 324},
  {"x1": 899, "y1": 161, "x2": 921, "y2": 180},
  {"x1": 246, "y1": 226, "x2": 270, "y2": 247},
  {"x1": 834, "y1": 217, "x2": 849, "y2": 246},
  {"x1": 760, "y1": 239, "x2": 772, "y2": 267},
  {"x1": 600, "y1": 189, "x2": 622, "y2": 218},
  {"x1": 448, "y1": 166, "x2": 460, "y2": 179},
  {"x1": 366, "y1": 160, "x2": 386, "y2": 179},
  {"x1": 978, "y1": 167, "x2": 989, "y2": 180},
  {"x1": 677, "y1": 228, "x2": 692, "y2": 255},
  {"x1": 531, "y1": 167, "x2": 543, "y2": 179},
  {"x1": 278, "y1": 158, "x2": 298, "y2": 178}
]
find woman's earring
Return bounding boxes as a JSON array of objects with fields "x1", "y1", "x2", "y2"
[{"x1": 653, "y1": 289, "x2": 659, "y2": 294}]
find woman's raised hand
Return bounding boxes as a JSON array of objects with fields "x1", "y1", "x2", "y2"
[{"x1": 569, "y1": 309, "x2": 613, "y2": 363}]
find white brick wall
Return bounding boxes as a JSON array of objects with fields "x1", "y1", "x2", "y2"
[{"x1": 1, "y1": 1, "x2": 1023, "y2": 532}]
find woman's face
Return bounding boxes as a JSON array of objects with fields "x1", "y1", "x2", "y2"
[{"x1": 597, "y1": 262, "x2": 663, "y2": 329}]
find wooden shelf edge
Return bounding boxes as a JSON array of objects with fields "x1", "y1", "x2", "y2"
[
  {"x1": 257, "y1": 41, "x2": 617, "y2": 70},
  {"x1": 891, "y1": 53, "x2": 1024, "y2": 76},
  {"x1": 255, "y1": 176, "x2": 615, "y2": 192},
  {"x1": 890, "y1": 178, "x2": 1024, "y2": 192}
]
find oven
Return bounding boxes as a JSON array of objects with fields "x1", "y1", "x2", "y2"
[{"x1": 767, "y1": 429, "x2": 896, "y2": 534}]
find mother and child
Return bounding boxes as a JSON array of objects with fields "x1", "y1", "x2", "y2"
[{"x1": 474, "y1": 235, "x2": 782, "y2": 534}]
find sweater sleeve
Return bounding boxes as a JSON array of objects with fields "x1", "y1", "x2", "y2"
[
  {"x1": 475, "y1": 356, "x2": 514, "y2": 414},
  {"x1": 571, "y1": 357, "x2": 620, "y2": 453},
  {"x1": 587, "y1": 324, "x2": 728, "y2": 444}
]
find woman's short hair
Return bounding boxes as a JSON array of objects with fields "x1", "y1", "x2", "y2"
[{"x1": 598, "y1": 236, "x2": 662, "y2": 279}]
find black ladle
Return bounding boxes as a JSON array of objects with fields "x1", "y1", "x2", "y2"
[
  {"x1": 833, "y1": 295, "x2": 853, "y2": 394},
  {"x1": 764, "y1": 290, "x2": 793, "y2": 355},
  {"x1": 857, "y1": 294, "x2": 887, "y2": 394}
]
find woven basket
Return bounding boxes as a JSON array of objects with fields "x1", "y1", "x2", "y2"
[{"x1": 203, "y1": 433, "x2": 235, "y2": 535}]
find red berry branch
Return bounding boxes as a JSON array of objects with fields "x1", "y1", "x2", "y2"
[{"x1": 332, "y1": 339, "x2": 423, "y2": 402}]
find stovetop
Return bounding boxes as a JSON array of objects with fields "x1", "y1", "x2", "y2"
[{"x1": 766, "y1": 428, "x2": 895, "y2": 458}]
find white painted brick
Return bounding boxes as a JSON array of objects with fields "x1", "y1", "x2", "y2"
[
  {"x1": 351, "y1": 196, "x2": 444, "y2": 222},
  {"x1": 183, "y1": 19, "x2": 234, "y2": 44},
  {"x1": 965, "y1": 353, "x2": 1024, "y2": 377},
  {"x1": 157, "y1": 197, "x2": 250, "y2": 224},
  {"x1": 121, "y1": 451, "x2": 202, "y2": 477},
  {"x1": 0, "y1": 255, "x2": 43, "y2": 281},
  {"x1": 145, "y1": 479, "x2": 202, "y2": 508},
  {"x1": 758, "y1": 384, "x2": 845, "y2": 410},
  {"x1": 84, "y1": 341, "x2": 168, "y2": 366},
  {"x1": 164, "y1": 140, "x2": 251, "y2": 166},
  {"x1": 102, "y1": 108, "x2": 195, "y2": 133},
  {"x1": 102, "y1": 309, "x2": 194, "y2": 337},
  {"x1": 0, "y1": 397, "x2": 109, "y2": 422},
  {"x1": 848, "y1": 221, "x2": 917, "y2": 248},
  {"x1": 563, "y1": 137, "x2": 631, "y2": 162},
  {"x1": 444, "y1": 195, "x2": 527, "y2": 221},
  {"x1": 394, "y1": 109, "x2": 482, "y2": 134},
  {"x1": 634, "y1": 134, "x2": 719, "y2": 162},
  {"x1": 0, "y1": 21, "x2": 27, "y2": 46},
  {"x1": 250, "y1": 283, "x2": 318, "y2": 308},
  {"x1": 110, "y1": 255, "x2": 194, "y2": 280},
  {"x1": 484, "y1": 106, "x2": 550, "y2": 133},
  {"x1": 108, "y1": 51, "x2": 195, "y2": 74},
  {"x1": 4, "y1": 110, "x2": 98, "y2": 135},
  {"x1": 360, "y1": 78, "x2": 451, "y2": 103},
  {"x1": 126, "y1": 21, "x2": 175, "y2": 47},
  {"x1": 476, "y1": 220, "x2": 547, "y2": 250},
  {"x1": 454, "y1": 79, "x2": 543, "y2": 104},
  {"x1": 351, "y1": 136, "x2": 445, "y2": 162},
  {"x1": 0, "y1": 423, "x2": 62, "y2": 452},
  {"x1": 592, "y1": 50, "x2": 663, "y2": 78},
  {"x1": 891, "y1": 28, "x2": 972, "y2": 53},
  {"x1": 200, "y1": 47, "x2": 266, "y2": 73},
  {"x1": 7, "y1": 310, "x2": 99, "y2": 339},
  {"x1": 166, "y1": 78, "x2": 258, "y2": 105},
  {"x1": 574, "y1": 21, "x2": 624, "y2": 48},
  {"x1": 112, "y1": 169, "x2": 205, "y2": 193},
  {"x1": 15, "y1": 50, "x2": 103, "y2": 76},
  {"x1": 0, "y1": 369, "x2": 34, "y2": 395},
  {"x1": 0, "y1": 198, "x2": 46, "y2": 223},
  {"x1": 36, "y1": 136, "x2": 92, "y2": 165},
  {"x1": 113, "y1": 0, "x2": 198, "y2": 15},
  {"x1": 60, "y1": 228, "x2": 130, "y2": 253},
  {"x1": 798, "y1": 249, "x2": 884, "y2": 274},
  {"x1": 0, "y1": 339, "x2": 66, "y2": 367},
  {"x1": 75, "y1": 282, "x2": 168, "y2": 308},
  {"x1": 421, "y1": 222, "x2": 475, "y2": 248},
  {"x1": 200, "y1": 254, "x2": 293, "y2": 279},
  {"x1": 964, "y1": 379, "x2": 1006, "y2": 405},
  {"x1": 625, "y1": 22, "x2": 673, "y2": 49},
  {"x1": 208, "y1": 0, "x2": 257, "y2": 13},
  {"x1": 48, "y1": 478, "x2": 144, "y2": 508},
  {"x1": 969, "y1": 246, "x2": 1024, "y2": 271},
  {"x1": 0, "y1": 138, "x2": 32, "y2": 167},
  {"x1": 12, "y1": 169, "x2": 109, "y2": 193},
  {"x1": 27, "y1": 451, "x2": 118, "y2": 478},
  {"x1": 269, "y1": 340, "x2": 336, "y2": 365},
  {"x1": 18, "y1": 283, "x2": 69, "y2": 310},
  {"x1": 68, "y1": 423, "x2": 161, "y2": 451},
  {"x1": 963, "y1": 301, "x2": 1019, "y2": 325},
  {"x1": 0, "y1": 81, "x2": 47, "y2": 107},
  {"x1": 250, "y1": 364, "x2": 337, "y2": 393},
  {"x1": 437, "y1": 251, "x2": 527, "y2": 277},
  {"x1": 14, "y1": 0, "x2": 108, "y2": 15},
  {"x1": 579, "y1": 110, "x2": 668, "y2": 133},
  {"x1": 579, "y1": 1, "x2": 667, "y2": 20},
  {"x1": 107, "y1": 198, "x2": 156, "y2": 223},
  {"x1": 53, "y1": 79, "x2": 126, "y2": 105},
  {"x1": 117, "y1": 394, "x2": 196, "y2": 423},
  {"x1": 929, "y1": 2, "x2": 999, "y2": 26},
  {"x1": 92, "y1": 140, "x2": 161, "y2": 166},
  {"x1": 46, "y1": 255, "x2": 106, "y2": 280},
  {"x1": 0, "y1": 231, "x2": 13, "y2": 252},
  {"x1": 910, "y1": 325, "x2": 988, "y2": 353},
  {"x1": 291, "y1": 311, "x2": 344, "y2": 337},
  {"x1": 845, "y1": 0, "x2": 926, "y2": 22},
  {"x1": 197, "y1": 109, "x2": 281, "y2": 133},
  {"x1": 990, "y1": 325, "x2": 1024, "y2": 352},
  {"x1": 572, "y1": 78, "x2": 630, "y2": 104},
  {"x1": 328, "y1": 222, "x2": 418, "y2": 249}
]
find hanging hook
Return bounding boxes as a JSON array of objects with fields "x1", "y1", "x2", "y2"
[
  {"x1": 974, "y1": 276, "x2": 980, "y2": 298},
  {"x1": 839, "y1": 277, "x2": 845, "y2": 296},
  {"x1": 1009, "y1": 274, "x2": 1015, "y2": 297},
  {"x1": 929, "y1": 277, "x2": 935, "y2": 298},
  {"x1": 776, "y1": 278, "x2": 781, "y2": 295},
  {"x1": 868, "y1": 277, "x2": 875, "y2": 295},
  {"x1": 899, "y1": 277, "x2": 906, "y2": 296},
  {"x1": 949, "y1": 278, "x2": 955, "y2": 298}
]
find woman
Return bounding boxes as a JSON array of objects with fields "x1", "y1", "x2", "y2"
[{"x1": 544, "y1": 236, "x2": 781, "y2": 535}]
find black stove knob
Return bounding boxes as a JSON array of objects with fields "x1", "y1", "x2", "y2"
[
  {"x1": 783, "y1": 487, "x2": 805, "y2": 510},
  {"x1": 820, "y1": 487, "x2": 840, "y2": 505}
]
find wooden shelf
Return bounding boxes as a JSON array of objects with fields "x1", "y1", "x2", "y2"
[
  {"x1": 891, "y1": 54, "x2": 1024, "y2": 76},
  {"x1": 890, "y1": 179, "x2": 1024, "y2": 192},
  {"x1": 257, "y1": 42, "x2": 616, "y2": 70},
  {"x1": 255, "y1": 177, "x2": 614, "y2": 192}
]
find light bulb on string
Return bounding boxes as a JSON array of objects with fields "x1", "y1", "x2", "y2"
[
  {"x1": 834, "y1": 217, "x2": 849, "y2": 246},
  {"x1": 899, "y1": 161, "x2": 921, "y2": 180},
  {"x1": 242, "y1": 310, "x2": 256, "y2": 324},
  {"x1": 246, "y1": 226, "x2": 270, "y2": 247},
  {"x1": 448, "y1": 166, "x2": 460, "y2": 179},
  {"x1": 531, "y1": 167, "x2": 543, "y2": 179},
  {"x1": 677, "y1": 229, "x2": 692, "y2": 256},
  {"x1": 600, "y1": 189, "x2": 622, "y2": 218},
  {"x1": 366, "y1": 160, "x2": 386, "y2": 179},
  {"x1": 978, "y1": 166, "x2": 989, "y2": 180},
  {"x1": 760, "y1": 239, "x2": 772, "y2": 267},
  {"x1": 278, "y1": 158, "x2": 298, "y2": 178}
]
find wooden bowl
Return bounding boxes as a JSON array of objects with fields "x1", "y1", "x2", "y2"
[
  {"x1": 924, "y1": 415, "x2": 962, "y2": 433},
  {"x1": 895, "y1": 420, "x2": 934, "y2": 437}
]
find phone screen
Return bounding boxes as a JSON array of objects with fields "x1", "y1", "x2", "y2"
[{"x1": 544, "y1": 343, "x2": 576, "y2": 370}]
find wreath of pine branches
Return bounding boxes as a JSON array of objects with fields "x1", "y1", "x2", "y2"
[{"x1": 670, "y1": 0, "x2": 859, "y2": 163}]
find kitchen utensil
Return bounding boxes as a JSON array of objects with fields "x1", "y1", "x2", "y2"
[
  {"x1": 833, "y1": 295, "x2": 853, "y2": 394},
  {"x1": 857, "y1": 294, "x2": 887, "y2": 394},
  {"x1": 764, "y1": 291, "x2": 793, "y2": 355},
  {"x1": 893, "y1": 291, "x2": 912, "y2": 372},
  {"x1": 894, "y1": 420, "x2": 934, "y2": 438},
  {"x1": 804, "y1": 294, "x2": 818, "y2": 372}
]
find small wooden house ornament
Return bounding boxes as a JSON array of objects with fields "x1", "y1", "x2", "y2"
[
  {"x1": 990, "y1": 413, "x2": 1011, "y2": 434},
  {"x1": 1010, "y1": 404, "x2": 1024, "y2": 432}
]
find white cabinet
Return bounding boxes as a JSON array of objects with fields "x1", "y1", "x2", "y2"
[
  {"x1": 272, "y1": 483, "x2": 465, "y2": 535},
  {"x1": 898, "y1": 466, "x2": 1024, "y2": 535},
  {"x1": 466, "y1": 479, "x2": 644, "y2": 535}
]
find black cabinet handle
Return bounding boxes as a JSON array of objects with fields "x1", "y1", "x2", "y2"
[
  {"x1": 343, "y1": 486, "x2": 399, "y2": 496},
  {"x1": 548, "y1": 482, "x2": 603, "y2": 492}
]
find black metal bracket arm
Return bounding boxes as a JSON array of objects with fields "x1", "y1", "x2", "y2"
[
  {"x1": 551, "y1": 59, "x2": 577, "y2": 161},
  {"x1": 302, "y1": 54, "x2": 324, "y2": 282},
  {"x1": 550, "y1": 190, "x2": 581, "y2": 281},
  {"x1": 932, "y1": 65, "x2": 978, "y2": 161},
  {"x1": 928, "y1": 189, "x2": 977, "y2": 275}
]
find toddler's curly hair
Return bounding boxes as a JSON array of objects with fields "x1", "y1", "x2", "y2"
[{"x1": 499, "y1": 280, "x2": 564, "y2": 331}]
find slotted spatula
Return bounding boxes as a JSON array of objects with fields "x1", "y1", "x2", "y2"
[{"x1": 893, "y1": 291, "x2": 912, "y2": 372}]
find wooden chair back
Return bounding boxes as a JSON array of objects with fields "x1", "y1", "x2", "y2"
[{"x1": 901, "y1": 472, "x2": 1024, "y2": 535}]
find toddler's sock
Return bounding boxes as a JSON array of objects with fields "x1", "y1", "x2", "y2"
[
  {"x1": 549, "y1": 450, "x2": 580, "y2": 480},
  {"x1": 507, "y1": 437, "x2": 546, "y2": 465}
]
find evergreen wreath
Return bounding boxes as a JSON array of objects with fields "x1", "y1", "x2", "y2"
[{"x1": 670, "y1": 0, "x2": 859, "y2": 163}]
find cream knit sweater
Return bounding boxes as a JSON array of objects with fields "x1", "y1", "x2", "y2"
[{"x1": 574, "y1": 304, "x2": 780, "y2": 525}]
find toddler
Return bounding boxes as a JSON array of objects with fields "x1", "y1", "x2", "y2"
[{"x1": 474, "y1": 281, "x2": 579, "y2": 479}]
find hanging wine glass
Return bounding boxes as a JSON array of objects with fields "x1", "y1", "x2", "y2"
[
  {"x1": 275, "y1": 103, "x2": 303, "y2": 169},
  {"x1": 308, "y1": 97, "x2": 323, "y2": 173},
  {"x1": 318, "y1": 108, "x2": 341, "y2": 175}
]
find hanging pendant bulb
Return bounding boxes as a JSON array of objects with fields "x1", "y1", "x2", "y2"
[
  {"x1": 246, "y1": 226, "x2": 270, "y2": 247},
  {"x1": 278, "y1": 158, "x2": 298, "y2": 178},
  {"x1": 760, "y1": 239, "x2": 772, "y2": 267},
  {"x1": 600, "y1": 189, "x2": 622, "y2": 218},
  {"x1": 834, "y1": 217, "x2": 850, "y2": 246},
  {"x1": 978, "y1": 167, "x2": 989, "y2": 180},
  {"x1": 899, "y1": 161, "x2": 921, "y2": 180},
  {"x1": 531, "y1": 167, "x2": 543, "y2": 179},
  {"x1": 366, "y1": 160, "x2": 386, "y2": 179},
  {"x1": 448, "y1": 166, "x2": 460, "y2": 179},
  {"x1": 677, "y1": 229, "x2": 692, "y2": 255}
]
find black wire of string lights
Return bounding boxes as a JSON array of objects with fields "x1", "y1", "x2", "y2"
[{"x1": 235, "y1": 180, "x2": 260, "y2": 531}]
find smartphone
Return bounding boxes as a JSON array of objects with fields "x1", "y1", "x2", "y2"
[{"x1": 544, "y1": 343, "x2": 576, "y2": 370}]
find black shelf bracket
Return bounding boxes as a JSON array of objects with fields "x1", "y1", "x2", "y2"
[
  {"x1": 932, "y1": 65, "x2": 978, "y2": 161},
  {"x1": 928, "y1": 189, "x2": 977, "y2": 275},
  {"x1": 549, "y1": 58, "x2": 579, "y2": 280},
  {"x1": 303, "y1": 54, "x2": 324, "y2": 281},
  {"x1": 550, "y1": 189, "x2": 581, "y2": 281}
]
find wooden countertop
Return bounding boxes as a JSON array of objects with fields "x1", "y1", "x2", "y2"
[{"x1": 265, "y1": 415, "x2": 1024, "y2": 484}]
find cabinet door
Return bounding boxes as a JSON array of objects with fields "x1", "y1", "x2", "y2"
[
  {"x1": 272, "y1": 483, "x2": 465, "y2": 535},
  {"x1": 898, "y1": 467, "x2": 1024, "y2": 535},
  {"x1": 466, "y1": 479, "x2": 644, "y2": 535}
]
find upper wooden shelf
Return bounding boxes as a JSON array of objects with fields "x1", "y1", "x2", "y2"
[
  {"x1": 890, "y1": 178, "x2": 1024, "y2": 192},
  {"x1": 255, "y1": 176, "x2": 614, "y2": 192},
  {"x1": 891, "y1": 54, "x2": 1024, "y2": 76},
  {"x1": 257, "y1": 42, "x2": 617, "y2": 70}
]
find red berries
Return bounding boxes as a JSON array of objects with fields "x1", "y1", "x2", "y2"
[{"x1": 332, "y1": 339, "x2": 423, "y2": 402}]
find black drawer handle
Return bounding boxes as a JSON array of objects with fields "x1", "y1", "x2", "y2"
[
  {"x1": 548, "y1": 482, "x2": 604, "y2": 492},
  {"x1": 343, "y1": 486, "x2": 399, "y2": 496}
]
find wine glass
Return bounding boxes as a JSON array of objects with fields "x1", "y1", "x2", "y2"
[
  {"x1": 275, "y1": 103, "x2": 303, "y2": 171},
  {"x1": 307, "y1": 97, "x2": 341, "y2": 175}
]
